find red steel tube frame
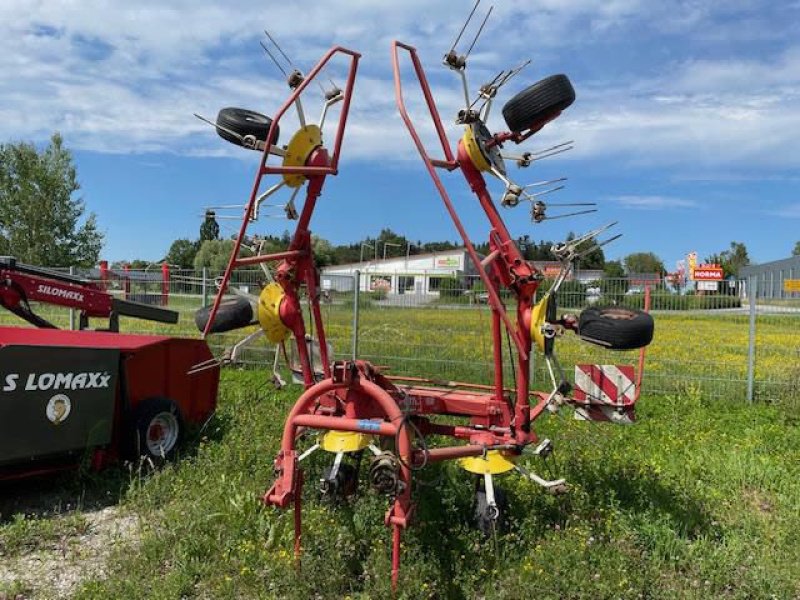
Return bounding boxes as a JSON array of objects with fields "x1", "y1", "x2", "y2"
[
  {"x1": 202, "y1": 46, "x2": 360, "y2": 345},
  {"x1": 392, "y1": 40, "x2": 543, "y2": 440}
]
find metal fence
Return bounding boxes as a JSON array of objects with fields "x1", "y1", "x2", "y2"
[{"x1": 2, "y1": 268, "x2": 797, "y2": 405}]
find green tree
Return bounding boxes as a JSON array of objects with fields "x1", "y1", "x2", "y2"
[
  {"x1": 0, "y1": 133, "x2": 103, "y2": 266},
  {"x1": 166, "y1": 238, "x2": 199, "y2": 269},
  {"x1": 720, "y1": 241, "x2": 749, "y2": 278},
  {"x1": 793, "y1": 241, "x2": 800, "y2": 256},
  {"x1": 193, "y1": 240, "x2": 253, "y2": 272},
  {"x1": 706, "y1": 242, "x2": 750, "y2": 278},
  {"x1": 623, "y1": 252, "x2": 665, "y2": 275},
  {"x1": 312, "y1": 236, "x2": 335, "y2": 267},
  {"x1": 603, "y1": 260, "x2": 625, "y2": 278},
  {"x1": 199, "y1": 210, "x2": 220, "y2": 242}
]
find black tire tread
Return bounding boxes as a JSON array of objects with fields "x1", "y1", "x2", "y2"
[
  {"x1": 216, "y1": 107, "x2": 279, "y2": 148},
  {"x1": 502, "y1": 74, "x2": 575, "y2": 133},
  {"x1": 578, "y1": 306, "x2": 654, "y2": 350},
  {"x1": 194, "y1": 296, "x2": 254, "y2": 334},
  {"x1": 131, "y1": 397, "x2": 183, "y2": 462}
]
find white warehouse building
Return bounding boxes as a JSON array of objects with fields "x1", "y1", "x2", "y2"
[{"x1": 321, "y1": 248, "x2": 481, "y2": 295}]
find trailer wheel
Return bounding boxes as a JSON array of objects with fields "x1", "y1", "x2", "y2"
[
  {"x1": 216, "y1": 107, "x2": 280, "y2": 149},
  {"x1": 501, "y1": 74, "x2": 575, "y2": 133},
  {"x1": 133, "y1": 397, "x2": 183, "y2": 463},
  {"x1": 578, "y1": 306, "x2": 654, "y2": 350},
  {"x1": 194, "y1": 296, "x2": 254, "y2": 333}
]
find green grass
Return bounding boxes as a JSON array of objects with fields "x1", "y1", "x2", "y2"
[
  {"x1": 15, "y1": 371, "x2": 784, "y2": 598},
  {"x1": 2, "y1": 299, "x2": 800, "y2": 597}
]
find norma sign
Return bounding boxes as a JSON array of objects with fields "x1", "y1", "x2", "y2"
[
  {"x1": 692, "y1": 265, "x2": 723, "y2": 281},
  {"x1": 784, "y1": 279, "x2": 800, "y2": 293}
]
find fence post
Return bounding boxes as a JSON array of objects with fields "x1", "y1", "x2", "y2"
[
  {"x1": 69, "y1": 266, "x2": 76, "y2": 330},
  {"x1": 202, "y1": 267, "x2": 209, "y2": 307},
  {"x1": 351, "y1": 270, "x2": 360, "y2": 360},
  {"x1": 746, "y1": 275, "x2": 757, "y2": 403}
]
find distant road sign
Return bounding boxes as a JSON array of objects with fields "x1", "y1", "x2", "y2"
[
  {"x1": 697, "y1": 281, "x2": 718, "y2": 292},
  {"x1": 784, "y1": 279, "x2": 800, "y2": 293}
]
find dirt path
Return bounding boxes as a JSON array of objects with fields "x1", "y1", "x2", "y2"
[{"x1": 0, "y1": 505, "x2": 139, "y2": 599}]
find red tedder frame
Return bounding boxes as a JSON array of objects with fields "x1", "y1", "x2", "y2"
[
  {"x1": 254, "y1": 41, "x2": 566, "y2": 590},
  {"x1": 392, "y1": 40, "x2": 551, "y2": 431},
  {"x1": 202, "y1": 46, "x2": 360, "y2": 387}
]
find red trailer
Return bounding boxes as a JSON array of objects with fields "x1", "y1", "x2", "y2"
[{"x1": 0, "y1": 258, "x2": 219, "y2": 480}]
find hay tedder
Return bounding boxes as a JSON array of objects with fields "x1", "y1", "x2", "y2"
[{"x1": 196, "y1": 8, "x2": 653, "y2": 587}]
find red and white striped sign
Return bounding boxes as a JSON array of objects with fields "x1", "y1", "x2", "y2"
[{"x1": 572, "y1": 364, "x2": 637, "y2": 424}]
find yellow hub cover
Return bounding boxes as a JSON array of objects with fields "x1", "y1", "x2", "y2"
[
  {"x1": 530, "y1": 294, "x2": 549, "y2": 353},
  {"x1": 257, "y1": 282, "x2": 290, "y2": 343},
  {"x1": 321, "y1": 430, "x2": 371, "y2": 453},
  {"x1": 459, "y1": 450, "x2": 517, "y2": 475},
  {"x1": 461, "y1": 125, "x2": 491, "y2": 172},
  {"x1": 282, "y1": 124, "x2": 322, "y2": 188}
]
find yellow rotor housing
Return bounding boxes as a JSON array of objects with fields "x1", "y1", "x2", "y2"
[
  {"x1": 282, "y1": 124, "x2": 322, "y2": 188},
  {"x1": 458, "y1": 450, "x2": 517, "y2": 475},
  {"x1": 257, "y1": 282, "x2": 290, "y2": 343},
  {"x1": 530, "y1": 294, "x2": 549, "y2": 353},
  {"x1": 461, "y1": 125, "x2": 492, "y2": 172},
  {"x1": 321, "y1": 430, "x2": 372, "y2": 453}
]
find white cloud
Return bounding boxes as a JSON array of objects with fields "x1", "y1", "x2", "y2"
[
  {"x1": 611, "y1": 195, "x2": 698, "y2": 210},
  {"x1": 0, "y1": 0, "x2": 797, "y2": 172}
]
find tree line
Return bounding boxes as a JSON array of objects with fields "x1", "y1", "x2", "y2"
[{"x1": 0, "y1": 135, "x2": 780, "y2": 279}]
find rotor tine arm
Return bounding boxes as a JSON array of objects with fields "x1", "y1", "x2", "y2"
[
  {"x1": 530, "y1": 146, "x2": 574, "y2": 161},
  {"x1": 574, "y1": 232, "x2": 622, "y2": 258},
  {"x1": 525, "y1": 177, "x2": 567, "y2": 188},
  {"x1": 539, "y1": 209, "x2": 598, "y2": 221},
  {"x1": 260, "y1": 41, "x2": 288, "y2": 76},
  {"x1": 531, "y1": 140, "x2": 574, "y2": 156},
  {"x1": 252, "y1": 181, "x2": 287, "y2": 221},
  {"x1": 194, "y1": 113, "x2": 245, "y2": 143},
  {"x1": 319, "y1": 90, "x2": 344, "y2": 129},
  {"x1": 465, "y1": 5, "x2": 493, "y2": 59},
  {"x1": 229, "y1": 329, "x2": 266, "y2": 364},
  {"x1": 293, "y1": 98, "x2": 307, "y2": 128}
]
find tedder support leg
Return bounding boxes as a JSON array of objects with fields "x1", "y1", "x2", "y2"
[
  {"x1": 294, "y1": 469, "x2": 304, "y2": 564},
  {"x1": 392, "y1": 523, "x2": 402, "y2": 590}
]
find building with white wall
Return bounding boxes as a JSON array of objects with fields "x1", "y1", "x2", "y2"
[{"x1": 321, "y1": 248, "x2": 481, "y2": 295}]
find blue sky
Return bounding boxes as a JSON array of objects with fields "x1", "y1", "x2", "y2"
[{"x1": 1, "y1": 0, "x2": 798, "y2": 270}]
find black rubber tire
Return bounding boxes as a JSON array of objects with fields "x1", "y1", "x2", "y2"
[
  {"x1": 502, "y1": 74, "x2": 575, "y2": 133},
  {"x1": 216, "y1": 107, "x2": 279, "y2": 148},
  {"x1": 578, "y1": 306, "x2": 654, "y2": 350},
  {"x1": 194, "y1": 296, "x2": 254, "y2": 334},
  {"x1": 131, "y1": 397, "x2": 183, "y2": 463},
  {"x1": 474, "y1": 486, "x2": 509, "y2": 537}
]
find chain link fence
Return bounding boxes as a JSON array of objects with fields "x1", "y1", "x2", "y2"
[{"x1": 1, "y1": 266, "x2": 796, "y2": 405}]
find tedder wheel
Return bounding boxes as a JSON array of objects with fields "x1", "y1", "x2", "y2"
[
  {"x1": 474, "y1": 486, "x2": 509, "y2": 537},
  {"x1": 132, "y1": 397, "x2": 183, "y2": 463},
  {"x1": 319, "y1": 462, "x2": 359, "y2": 502},
  {"x1": 501, "y1": 74, "x2": 575, "y2": 133},
  {"x1": 578, "y1": 306, "x2": 654, "y2": 350},
  {"x1": 194, "y1": 296, "x2": 254, "y2": 334},
  {"x1": 216, "y1": 107, "x2": 280, "y2": 149}
]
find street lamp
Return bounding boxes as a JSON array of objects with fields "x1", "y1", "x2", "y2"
[
  {"x1": 404, "y1": 242, "x2": 416, "y2": 270},
  {"x1": 360, "y1": 241, "x2": 377, "y2": 264},
  {"x1": 383, "y1": 242, "x2": 401, "y2": 260}
]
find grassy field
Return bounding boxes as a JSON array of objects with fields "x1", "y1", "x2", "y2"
[
  {"x1": 2, "y1": 369, "x2": 799, "y2": 599},
  {"x1": 5, "y1": 294, "x2": 795, "y2": 402},
  {"x1": 1, "y1": 299, "x2": 799, "y2": 598}
]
